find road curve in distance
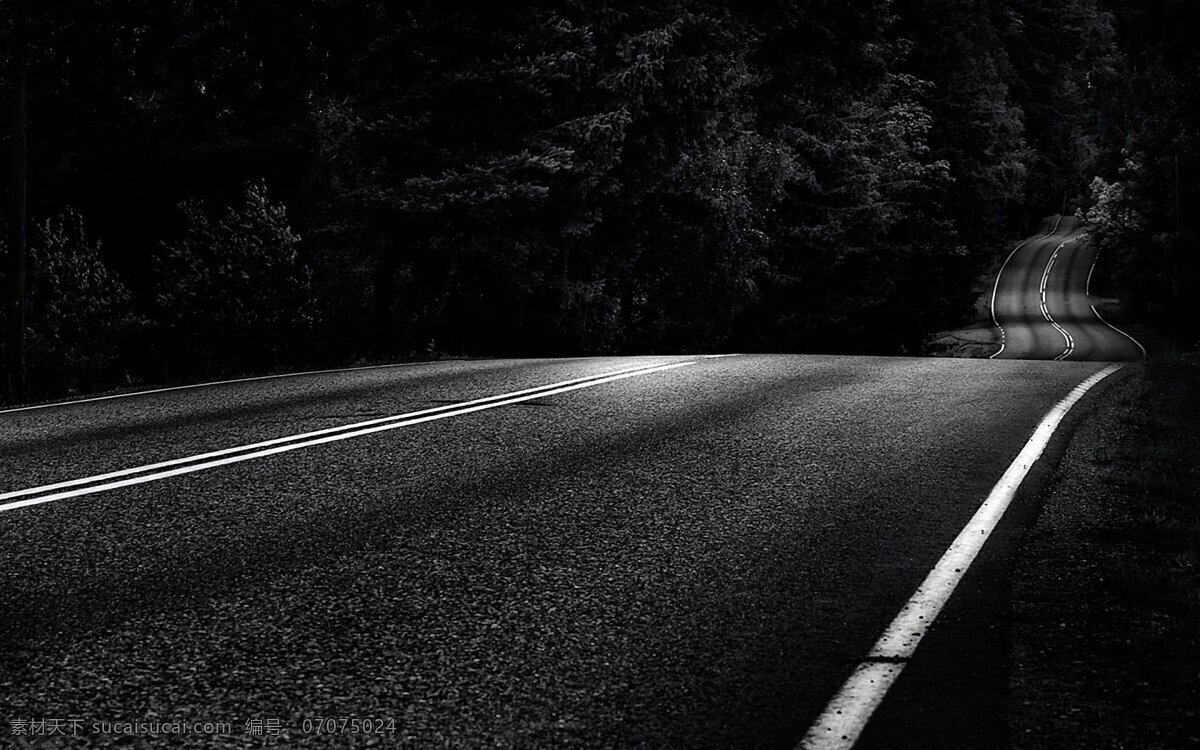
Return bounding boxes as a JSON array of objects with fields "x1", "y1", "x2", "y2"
[{"x1": 991, "y1": 215, "x2": 1145, "y2": 361}]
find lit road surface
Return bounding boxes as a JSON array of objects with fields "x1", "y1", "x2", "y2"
[
  {"x1": 991, "y1": 216, "x2": 1145, "y2": 361},
  {"x1": 0, "y1": 356, "x2": 1124, "y2": 747}
]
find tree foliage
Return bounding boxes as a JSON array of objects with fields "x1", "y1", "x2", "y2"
[
  {"x1": 1, "y1": 0, "x2": 1194, "y2": 399},
  {"x1": 154, "y1": 183, "x2": 317, "y2": 374},
  {"x1": 21, "y1": 209, "x2": 140, "y2": 395},
  {"x1": 1075, "y1": 0, "x2": 1200, "y2": 341}
]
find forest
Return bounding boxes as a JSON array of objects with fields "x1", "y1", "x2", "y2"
[{"x1": 1, "y1": 0, "x2": 1196, "y2": 402}]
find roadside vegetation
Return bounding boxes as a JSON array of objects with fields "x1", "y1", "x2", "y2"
[
  {"x1": 1101, "y1": 356, "x2": 1200, "y2": 624},
  {"x1": 1, "y1": 1, "x2": 1196, "y2": 403},
  {"x1": 1010, "y1": 355, "x2": 1200, "y2": 747}
]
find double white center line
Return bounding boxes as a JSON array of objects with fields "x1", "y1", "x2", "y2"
[
  {"x1": 989, "y1": 216, "x2": 1062, "y2": 360},
  {"x1": 1039, "y1": 242, "x2": 1075, "y2": 361},
  {"x1": 0, "y1": 360, "x2": 693, "y2": 513}
]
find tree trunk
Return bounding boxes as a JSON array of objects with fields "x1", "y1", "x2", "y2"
[{"x1": 6, "y1": 0, "x2": 30, "y2": 402}]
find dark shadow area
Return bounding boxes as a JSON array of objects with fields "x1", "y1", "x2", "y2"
[{"x1": 2, "y1": 2, "x2": 1196, "y2": 406}]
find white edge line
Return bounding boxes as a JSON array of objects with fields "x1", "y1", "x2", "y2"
[
  {"x1": 988, "y1": 240, "x2": 1027, "y2": 360},
  {"x1": 990, "y1": 216, "x2": 1063, "y2": 360},
  {"x1": 1085, "y1": 250, "x2": 1148, "y2": 360},
  {"x1": 1090, "y1": 305, "x2": 1147, "y2": 360},
  {"x1": 0, "y1": 361, "x2": 693, "y2": 513},
  {"x1": 1, "y1": 355, "x2": 739, "y2": 416},
  {"x1": 0, "y1": 360, "x2": 447, "y2": 416},
  {"x1": 798, "y1": 363, "x2": 1124, "y2": 750}
]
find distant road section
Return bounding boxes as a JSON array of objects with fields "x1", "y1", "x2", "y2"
[{"x1": 991, "y1": 216, "x2": 1145, "y2": 361}]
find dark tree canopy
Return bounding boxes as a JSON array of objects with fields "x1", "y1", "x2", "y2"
[{"x1": 0, "y1": 0, "x2": 1193, "y2": 400}]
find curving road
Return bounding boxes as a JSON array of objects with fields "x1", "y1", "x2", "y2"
[
  {"x1": 0, "y1": 355, "x2": 1124, "y2": 748},
  {"x1": 991, "y1": 216, "x2": 1145, "y2": 361}
]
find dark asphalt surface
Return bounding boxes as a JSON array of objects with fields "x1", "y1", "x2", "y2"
[
  {"x1": 992, "y1": 216, "x2": 1145, "y2": 361},
  {"x1": 0, "y1": 355, "x2": 1112, "y2": 747}
]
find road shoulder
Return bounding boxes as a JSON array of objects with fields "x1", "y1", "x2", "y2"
[{"x1": 1008, "y1": 355, "x2": 1200, "y2": 748}]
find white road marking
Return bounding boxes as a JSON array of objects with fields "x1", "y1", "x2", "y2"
[
  {"x1": 798, "y1": 363, "x2": 1125, "y2": 750},
  {"x1": 0, "y1": 361, "x2": 692, "y2": 513},
  {"x1": 1089, "y1": 304, "x2": 1146, "y2": 359},
  {"x1": 1086, "y1": 256, "x2": 1148, "y2": 360},
  {"x1": 1, "y1": 360, "x2": 675, "y2": 503},
  {"x1": 0, "y1": 360, "x2": 446, "y2": 416},
  {"x1": 990, "y1": 216, "x2": 1063, "y2": 359},
  {"x1": 989, "y1": 245, "x2": 1031, "y2": 360},
  {"x1": 1038, "y1": 243, "x2": 1075, "y2": 361}
]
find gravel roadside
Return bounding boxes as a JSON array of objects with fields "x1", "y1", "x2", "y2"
[{"x1": 1008, "y1": 355, "x2": 1200, "y2": 749}]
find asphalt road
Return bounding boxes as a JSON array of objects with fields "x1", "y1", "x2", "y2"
[
  {"x1": 991, "y1": 216, "x2": 1145, "y2": 361},
  {"x1": 0, "y1": 355, "x2": 1118, "y2": 747}
]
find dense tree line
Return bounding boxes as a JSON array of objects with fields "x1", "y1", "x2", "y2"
[
  {"x1": 0, "y1": 0, "x2": 1191, "y2": 401},
  {"x1": 1078, "y1": 1, "x2": 1200, "y2": 343}
]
